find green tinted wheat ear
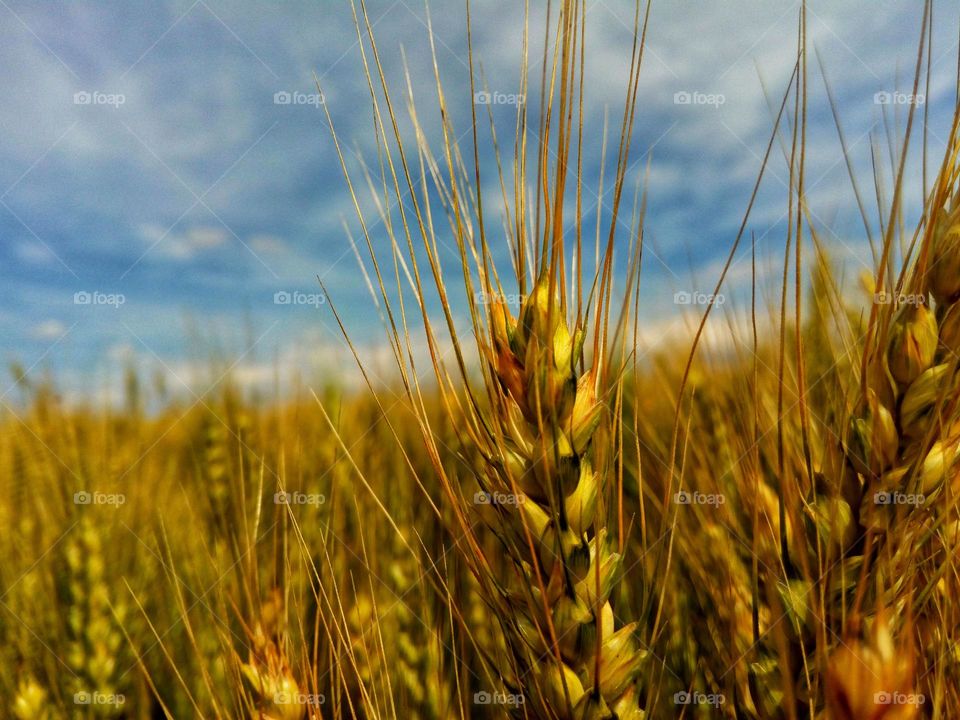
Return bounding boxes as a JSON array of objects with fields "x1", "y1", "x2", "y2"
[
  {"x1": 468, "y1": 282, "x2": 646, "y2": 719},
  {"x1": 200, "y1": 416, "x2": 231, "y2": 538},
  {"x1": 388, "y1": 559, "x2": 453, "y2": 719},
  {"x1": 11, "y1": 677, "x2": 51, "y2": 720},
  {"x1": 346, "y1": 529, "x2": 453, "y2": 719},
  {"x1": 465, "y1": 569, "x2": 511, "y2": 682},
  {"x1": 61, "y1": 515, "x2": 128, "y2": 717}
]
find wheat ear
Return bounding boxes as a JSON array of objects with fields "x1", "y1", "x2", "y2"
[{"x1": 469, "y1": 279, "x2": 646, "y2": 719}]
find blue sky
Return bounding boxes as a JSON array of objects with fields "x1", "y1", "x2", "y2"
[{"x1": 2, "y1": 0, "x2": 957, "y2": 403}]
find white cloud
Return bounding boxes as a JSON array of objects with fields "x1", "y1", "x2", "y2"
[
  {"x1": 30, "y1": 319, "x2": 67, "y2": 340},
  {"x1": 137, "y1": 223, "x2": 227, "y2": 260},
  {"x1": 249, "y1": 234, "x2": 286, "y2": 253},
  {"x1": 15, "y1": 242, "x2": 56, "y2": 265}
]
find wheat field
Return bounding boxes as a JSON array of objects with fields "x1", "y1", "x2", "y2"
[{"x1": 4, "y1": 0, "x2": 960, "y2": 718}]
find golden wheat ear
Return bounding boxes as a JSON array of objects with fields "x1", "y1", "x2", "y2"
[
  {"x1": 825, "y1": 614, "x2": 918, "y2": 720},
  {"x1": 840, "y1": 121, "x2": 960, "y2": 708},
  {"x1": 11, "y1": 677, "x2": 50, "y2": 720},
  {"x1": 320, "y1": 0, "x2": 656, "y2": 715}
]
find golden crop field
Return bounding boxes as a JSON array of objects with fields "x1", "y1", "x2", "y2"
[{"x1": 4, "y1": 1, "x2": 960, "y2": 718}]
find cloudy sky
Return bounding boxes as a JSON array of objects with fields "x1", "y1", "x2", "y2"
[{"x1": 2, "y1": 0, "x2": 956, "y2": 403}]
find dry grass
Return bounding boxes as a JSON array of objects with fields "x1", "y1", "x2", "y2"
[{"x1": 4, "y1": 0, "x2": 960, "y2": 718}]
